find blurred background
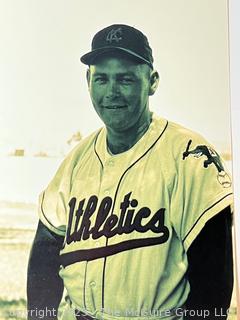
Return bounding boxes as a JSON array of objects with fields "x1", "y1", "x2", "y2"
[{"x1": 0, "y1": 0, "x2": 236, "y2": 319}]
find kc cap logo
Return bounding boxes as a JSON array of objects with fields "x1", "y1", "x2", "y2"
[{"x1": 106, "y1": 27, "x2": 123, "y2": 43}]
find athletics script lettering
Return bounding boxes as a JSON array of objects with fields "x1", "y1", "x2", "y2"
[{"x1": 60, "y1": 192, "x2": 169, "y2": 266}]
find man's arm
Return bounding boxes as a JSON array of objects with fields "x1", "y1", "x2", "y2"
[
  {"x1": 186, "y1": 206, "x2": 233, "y2": 319},
  {"x1": 27, "y1": 220, "x2": 65, "y2": 319}
]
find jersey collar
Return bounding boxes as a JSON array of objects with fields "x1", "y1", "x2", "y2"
[{"x1": 94, "y1": 113, "x2": 168, "y2": 168}]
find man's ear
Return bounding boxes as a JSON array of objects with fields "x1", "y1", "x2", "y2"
[
  {"x1": 149, "y1": 70, "x2": 159, "y2": 96},
  {"x1": 86, "y1": 68, "x2": 90, "y2": 87}
]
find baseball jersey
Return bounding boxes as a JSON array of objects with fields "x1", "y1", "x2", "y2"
[{"x1": 38, "y1": 113, "x2": 233, "y2": 320}]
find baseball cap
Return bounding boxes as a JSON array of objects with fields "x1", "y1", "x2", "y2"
[{"x1": 80, "y1": 24, "x2": 154, "y2": 68}]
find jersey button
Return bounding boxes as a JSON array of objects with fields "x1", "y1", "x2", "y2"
[
  {"x1": 95, "y1": 241, "x2": 100, "y2": 247},
  {"x1": 106, "y1": 159, "x2": 114, "y2": 166},
  {"x1": 108, "y1": 159, "x2": 114, "y2": 166},
  {"x1": 105, "y1": 190, "x2": 110, "y2": 195},
  {"x1": 89, "y1": 281, "x2": 96, "y2": 287}
]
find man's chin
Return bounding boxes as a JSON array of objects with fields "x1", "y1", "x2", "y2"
[{"x1": 105, "y1": 120, "x2": 129, "y2": 132}]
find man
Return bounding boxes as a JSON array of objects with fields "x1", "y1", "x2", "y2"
[{"x1": 27, "y1": 24, "x2": 233, "y2": 320}]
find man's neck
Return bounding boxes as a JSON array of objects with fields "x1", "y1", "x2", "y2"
[{"x1": 106, "y1": 112, "x2": 152, "y2": 155}]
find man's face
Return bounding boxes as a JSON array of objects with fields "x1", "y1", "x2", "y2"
[{"x1": 87, "y1": 55, "x2": 154, "y2": 132}]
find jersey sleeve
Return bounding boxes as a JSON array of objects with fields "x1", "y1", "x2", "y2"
[
  {"x1": 170, "y1": 136, "x2": 233, "y2": 252},
  {"x1": 38, "y1": 155, "x2": 73, "y2": 236},
  {"x1": 38, "y1": 130, "x2": 100, "y2": 236}
]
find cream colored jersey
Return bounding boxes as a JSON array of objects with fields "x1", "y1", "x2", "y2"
[{"x1": 39, "y1": 113, "x2": 233, "y2": 320}]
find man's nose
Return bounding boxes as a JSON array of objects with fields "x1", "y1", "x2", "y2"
[{"x1": 105, "y1": 80, "x2": 120, "y2": 98}]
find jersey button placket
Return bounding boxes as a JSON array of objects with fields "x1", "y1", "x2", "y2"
[
  {"x1": 93, "y1": 157, "x2": 118, "y2": 311},
  {"x1": 89, "y1": 281, "x2": 96, "y2": 288},
  {"x1": 83, "y1": 159, "x2": 116, "y2": 313},
  {"x1": 101, "y1": 158, "x2": 116, "y2": 198}
]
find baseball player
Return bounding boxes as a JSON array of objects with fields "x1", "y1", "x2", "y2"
[{"x1": 27, "y1": 24, "x2": 233, "y2": 320}]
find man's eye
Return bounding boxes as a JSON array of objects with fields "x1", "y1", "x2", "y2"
[
  {"x1": 120, "y1": 78, "x2": 133, "y2": 84},
  {"x1": 94, "y1": 78, "x2": 107, "y2": 84}
]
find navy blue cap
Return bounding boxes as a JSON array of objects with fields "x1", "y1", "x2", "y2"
[{"x1": 80, "y1": 24, "x2": 154, "y2": 68}]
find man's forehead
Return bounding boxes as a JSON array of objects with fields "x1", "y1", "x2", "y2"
[
  {"x1": 90, "y1": 53, "x2": 141, "y2": 66},
  {"x1": 89, "y1": 54, "x2": 147, "y2": 73},
  {"x1": 91, "y1": 70, "x2": 137, "y2": 77}
]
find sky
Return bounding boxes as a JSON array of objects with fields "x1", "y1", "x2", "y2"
[{"x1": 0, "y1": 0, "x2": 232, "y2": 155}]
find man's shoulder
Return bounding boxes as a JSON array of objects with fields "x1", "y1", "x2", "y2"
[
  {"x1": 164, "y1": 119, "x2": 211, "y2": 152},
  {"x1": 153, "y1": 115, "x2": 213, "y2": 163},
  {"x1": 68, "y1": 128, "x2": 102, "y2": 157},
  {"x1": 152, "y1": 114, "x2": 209, "y2": 147},
  {"x1": 58, "y1": 128, "x2": 102, "y2": 172},
  {"x1": 166, "y1": 120, "x2": 207, "y2": 143}
]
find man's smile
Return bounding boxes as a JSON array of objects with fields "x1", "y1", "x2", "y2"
[{"x1": 102, "y1": 105, "x2": 128, "y2": 109}]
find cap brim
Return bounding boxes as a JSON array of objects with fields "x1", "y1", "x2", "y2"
[{"x1": 80, "y1": 47, "x2": 152, "y2": 68}]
